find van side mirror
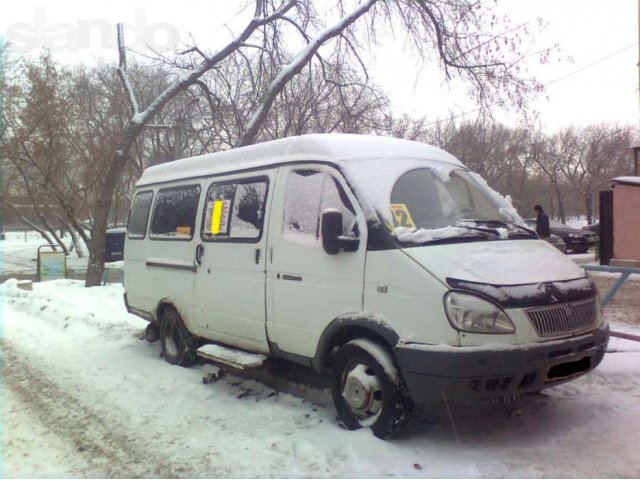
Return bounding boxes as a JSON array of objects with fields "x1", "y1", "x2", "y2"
[{"x1": 321, "y1": 209, "x2": 359, "y2": 255}]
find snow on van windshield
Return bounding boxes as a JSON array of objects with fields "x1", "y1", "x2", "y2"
[
  {"x1": 393, "y1": 226, "x2": 472, "y2": 243},
  {"x1": 467, "y1": 172, "x2": 523, "y2": 224},
  {"x1": 341, "y1": 160, "x2": 524, "y2": 244}
]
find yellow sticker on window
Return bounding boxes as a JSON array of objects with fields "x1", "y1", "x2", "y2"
[
  {"x1": 176, "y1": 226, "x2": 191, "y2": 236},
  {"x1": 208, "y1": 199, "x2": 231, "y2": 235},
  {"x1": 390, "y1": 203, "x2": 416, "y2": 228}
]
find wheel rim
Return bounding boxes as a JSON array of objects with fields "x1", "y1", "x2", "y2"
[{"x1": 341, "y1": 363, "x2": 384, "y2": 425}]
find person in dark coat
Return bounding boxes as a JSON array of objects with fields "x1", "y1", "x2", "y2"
[{"x1": 534, "y1": 204, "x2": 550, "y2": 238}]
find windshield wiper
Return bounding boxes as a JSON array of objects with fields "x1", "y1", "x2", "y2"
[
  {"x1": 459, "y1": 219, "x2": 537, "y2": 238},
  {"x1": 391, "y1": 225, "x2": 498, "y2": 246},
  {"x1": 453, "y1": 223, "x2": 504, "y2": 238}
]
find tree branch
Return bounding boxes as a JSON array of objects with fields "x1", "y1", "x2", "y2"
[
  {"x1": 116, "y1": 23, "x2": 140, "y2": 117},
  {"x1": 237, "y1": 0, "x2": 378, "y2": 147}
]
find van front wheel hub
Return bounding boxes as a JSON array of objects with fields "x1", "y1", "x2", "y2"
[
  {"x1": 342, "y1": 363, "x2": 383, "y2": 418},
  {"x1": 331, "y1": 339, "x2": 413, "y2": 439}
]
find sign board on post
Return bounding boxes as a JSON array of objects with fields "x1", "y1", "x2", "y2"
[{"x1": 37, "y1": 245, "x2": 67, "y2": 282}]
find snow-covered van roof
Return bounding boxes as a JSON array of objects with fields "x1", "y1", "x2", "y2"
[{"x1": 135, "y1": 133, "x2": 463, "y2": 187}]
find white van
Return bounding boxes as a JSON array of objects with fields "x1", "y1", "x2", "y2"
[{"x1": 124, "y1": 134, "x2": 608, "y2": 438}]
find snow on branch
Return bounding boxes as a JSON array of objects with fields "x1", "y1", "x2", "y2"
[
  {"x1": 116, "y1": 23, "x2": 139, "y2": 117},
  {"x1": 125, "y1": 0, "x2": 298, "y2": 127},
  {"x1": 237, "y1": 0, "x2": 378, "y2": 147}
]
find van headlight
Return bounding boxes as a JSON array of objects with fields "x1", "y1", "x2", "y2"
[
  {"x1": 444, "y1": 292, "x2": 515, "y2": 334},
  {"x1": 594, "y1": 293, "x2": 603, "y2": 324}
]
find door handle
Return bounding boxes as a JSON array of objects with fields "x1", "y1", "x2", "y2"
[
  {"x1": 255, "y1": 248, "x2": 261, "y2": 265},
  {"x1": 281, "y1": 274, "x2": 302, "y2": 282},
  {"x1": 195, "y1": 244, "x2": 204, "y2": 265}
]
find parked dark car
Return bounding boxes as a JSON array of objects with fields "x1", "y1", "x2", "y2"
[
  {"x1": 582, "y1": 223, "x2": 599, "y2": 244},
  {"x1": 105, "y1": 227, "x2": 126, "y2": 262},
  {"x1": 583, "y1": 223, "x2": 600, "y2": 234},
  {"x1": 525, "y1": 219, "x2": 592, "y2": 254},
  {"x1": 546, "y1": 233, "x2": 567, "y2": 253}
]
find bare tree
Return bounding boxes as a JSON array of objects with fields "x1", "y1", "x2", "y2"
[
  {"x1": 0, "y1": 38, "x2": 9, "y2": 239},
  {"x1": 84, "y1": 1, "x2": 305, "y2": 286},
  {"x1": 5, "y1": 1, "x2": 546, "y2": 286},
  {"x1": 1, "y1": 53, "x2": 81, "y2": 252},
  {"x1": 561, "y1": 125, "x2": 632, "y2": 224},
  {"x1": 529, "y1": 127, "x2": 580, "y2": 222},
  {"x1": 1, "y1": 55, "x2": 175, "y2": 254}
]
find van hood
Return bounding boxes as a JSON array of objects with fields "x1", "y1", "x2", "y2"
[{"x1": 402, "y1": 239, "x2": 586, "y2": 286}]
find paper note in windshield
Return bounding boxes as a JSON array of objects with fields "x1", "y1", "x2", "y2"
[
  {"x1": 390, "y1": 203, "x2": 415, "y2": 228},
  {"x1": 207, "y1": 199, "x2": 231, "y2": 235}
]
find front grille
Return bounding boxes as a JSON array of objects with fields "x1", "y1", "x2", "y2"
[{"x1": 525, "y1": 298, "x2": 598, "y2": 337}]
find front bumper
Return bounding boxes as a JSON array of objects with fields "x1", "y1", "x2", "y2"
[{"x1": 394, "y1": 324, "x2": 609, "y2": 403}]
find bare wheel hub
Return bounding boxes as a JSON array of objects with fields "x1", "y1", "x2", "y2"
[{"x1": 342, "y1": 363, "x2": 383, "y2": 420}]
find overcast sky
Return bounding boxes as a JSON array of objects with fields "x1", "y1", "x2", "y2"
[{"x1": 2, "y1": 0, "x2": 638, "y2": 131}]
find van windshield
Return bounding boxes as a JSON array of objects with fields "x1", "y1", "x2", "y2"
[{"x1": 386, "y1": 168, "x2": 531, "y2": 245}]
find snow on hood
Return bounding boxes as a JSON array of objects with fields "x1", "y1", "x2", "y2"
[{"x1": 402, "y1": 239, "x2": 586, "y2": 286}]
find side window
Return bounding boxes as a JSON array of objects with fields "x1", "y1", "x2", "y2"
[
  {"x1": 202, "y1": 178, "x2": 268, "y2": 242},
  {"x1": 150, "y1": 185, "x2": 201, "y2": 240},
  {"x1": 127, "y1": 191, "x2": 154, "y2": 239},
  {"x1": 282, "y1": 169, "x2": 358, "y2": 247}
]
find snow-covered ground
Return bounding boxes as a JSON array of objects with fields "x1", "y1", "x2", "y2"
[
  {"x1": 565, "y1": 217, "x2": 589, "y2": 229},
  {"x1": 1, "y1": 232, "x2": 89, "y2": 277},
  {"x1": 2, "y1": 232, "x2": 640, "y2": 477},
  {"x1": 2, "y1": 276, "x2": 640, "y2": 478}
]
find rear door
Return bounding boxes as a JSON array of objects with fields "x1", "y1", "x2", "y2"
[
  {"x1": 126, "y1": 182, "x2": 204, "y2": 332},
  {"x1": 266, "y1": 165, "x2": 367, "y2": 358},
  {"x1": 193, "y1": 171, "x2": 274, "y2": 352},
  {"x1": 124, "y1": 189, "x2": 155, "y2": 313}
]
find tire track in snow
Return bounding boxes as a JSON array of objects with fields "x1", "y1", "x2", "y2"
[{"x1": 2, "y1": 340, "x2": 193, "y2": 478}]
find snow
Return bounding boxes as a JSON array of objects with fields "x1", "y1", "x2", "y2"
[
  {"x1": 403, "y1": 239, "x2": 586, "y2": 285},
  {"x1": 135, "y1": 133, "x2": 527, "y2": 229},
  {"x1": 197, "y1": 344, "x2": 266, "y2": 368},
  {"x1": 2, "y1": 278, "x2": 640, "y2": 477},
  {"x1": 348, "y1": 338, "x2": 399, "y2": 383},
  {"x1": 453, "y1": 276, "x2": 594, "y2": 303},
  {"x1": 1, "y1": 231, "x2": 89, "y2": 276},
  {"x1": 455, "y1": 221, "x2": 509, "y2": 239},
  {"x1": 392, "y1": 226, "x2": 470, "y2": 243},
  {"x1": 613, "y1": 176, "x2": 640, "y2": 186},
  {"x1": 136, "y1": 133, "x2": 462, "y2": 187},
  {"x1": 2, "y1": 239, "x2": 640, "y2": 476},
  {"x1": 341, "y1": 157, "x2": 461, "y2": 223},
  {"x1": 467, "y1": 172, "x2": 523, "y2": 224},
  {"x1": 239, "y1": 0, "x2": 377, "y2": 145}
]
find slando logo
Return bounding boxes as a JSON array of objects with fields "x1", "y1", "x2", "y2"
[{"x1": 6, "y1": 7, "x2": 178, "y2": 53}]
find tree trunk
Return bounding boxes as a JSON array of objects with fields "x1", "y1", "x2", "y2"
[
  {"x1": 60, "y1": 218, "x2": 84, "y2": 258},
  {"x1": 85, "y1": 129, "x2": 142, "y2": 287},
  {"x1": 45, "y1": 225, "x2": 70, "y2": 256},
  {"x1": 585, "y1": 190, "x2": 593, "y2": 226},
  {"x1": 85, "y1": 197, "x2": 109, "y2": 287},
  {"x1": 71, "y1": 227, "x2": 84, "y2": 258},
  {"x1": 554, "y1": 185, "x2": 566, "y2": 223}
]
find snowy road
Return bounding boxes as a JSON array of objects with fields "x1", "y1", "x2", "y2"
[
  {"x1": 2, "y1": 279, "x2": 640, "y2": 478},
  {"x1": 4, "y1": 341, "x2": 195, "y2": 477}
]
